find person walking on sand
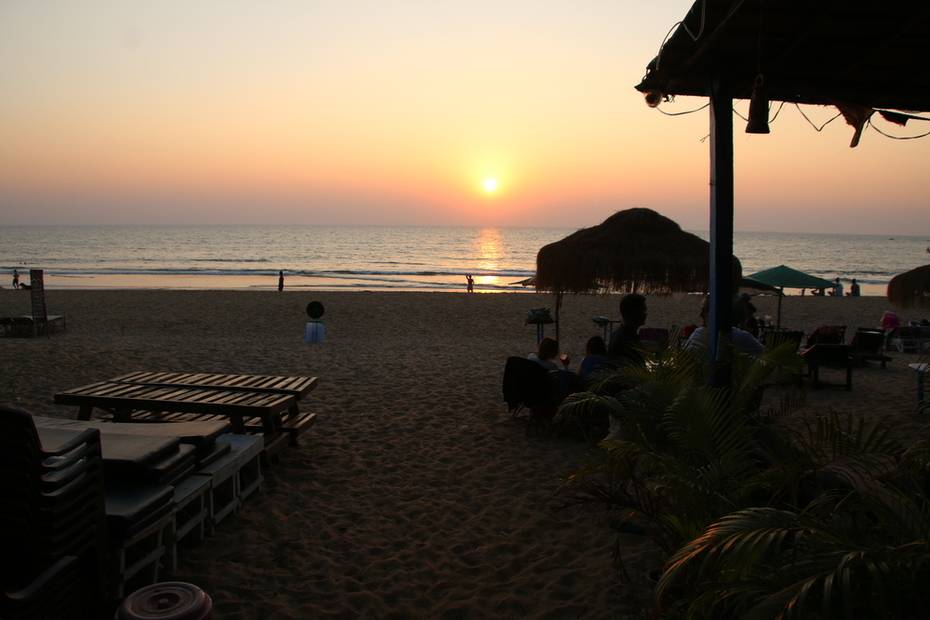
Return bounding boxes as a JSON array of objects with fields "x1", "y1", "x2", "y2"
[
  {"x1": 466, "y1": 274, "x2": 474, "y2": 293},
  {"x1": 278, "y1": 271, "x2": 284, "y2": 292},
  {"x1": 12, "y1": 269, "x2": 19, "y2": 289}
]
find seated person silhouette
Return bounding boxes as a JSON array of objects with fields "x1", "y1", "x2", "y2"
[
  {"x1": 684, "y1": 296, "x2": 763, "y2": 356},
  {"x1": 608, "y1": 294, "x2": 647, "y2": 368},
  {"x1": 528, "y1": 337, "x2": 561, "y2": 371},
  {"x1": 578, "y1": 335, "x2": 610, "y2": 383}
]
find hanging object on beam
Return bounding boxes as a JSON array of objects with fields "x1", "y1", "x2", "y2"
[{"x1": 746, "y1": 74, "x2": 770, "y2": 134}]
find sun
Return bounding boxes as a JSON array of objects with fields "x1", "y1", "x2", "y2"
[{"x1": 482, "y1": 177, "x2": 499, "y2": 194}]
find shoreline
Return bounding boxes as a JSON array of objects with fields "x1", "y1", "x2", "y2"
[{"x1": 3, "y1": 272, "x2": 893, "y2": 296}]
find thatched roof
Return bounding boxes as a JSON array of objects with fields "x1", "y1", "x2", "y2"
[
  {"x1": 888, "y1": 265, "x2": 930, "y2": 308},
  {"x1": 535, "y1": 208, "x2": 741, "y2": 294},
  {"x1": 635, "y1": 0, "x2": 930, "y2": 112}
]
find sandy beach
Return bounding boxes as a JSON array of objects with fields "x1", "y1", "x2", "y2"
[{"x1": 2, "y1": 289, "x2": 928, "y2": 619}]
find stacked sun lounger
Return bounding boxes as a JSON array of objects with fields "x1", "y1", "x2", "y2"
[
  {"x1": 1, "y1": 407, "x2": 108, "y2": 619},
  {"x1": 4, "y1": 410, "x2": 268, "y2": 608}
]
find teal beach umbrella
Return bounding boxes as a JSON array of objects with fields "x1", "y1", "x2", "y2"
[{"x1": 747, "y1": 265, "x2": 835, "y2": 328}]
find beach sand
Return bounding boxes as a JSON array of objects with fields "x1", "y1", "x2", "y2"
[{"x1": 1, "y1": 290, "x2": 928, "y2": 618}]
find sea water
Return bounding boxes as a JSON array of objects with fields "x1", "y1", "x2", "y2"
[{"x1": 0, "y1": 225, "x2": 927, "y2": 295}]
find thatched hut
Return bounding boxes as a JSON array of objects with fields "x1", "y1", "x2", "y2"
[
  {"x1": 535, "y1": 208, "x2": 741, "y2": 340},
  {"x1": 888, "y1": 265, "x2": 930, "y2": 309}
]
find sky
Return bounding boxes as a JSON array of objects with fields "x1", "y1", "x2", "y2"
[{"x1": 1, "y1": 1, "x2": 929, "y2": 234}]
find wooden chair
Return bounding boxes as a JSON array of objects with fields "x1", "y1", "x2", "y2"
[
  {"x1": 888, "y1": 325, "x2": 930, "y2": 353},
  {"x1": 805, "y1": 325, "x2": 846, "y2": 348},
  {"x1": 850, "y1": 328, "x2": 892, "y2": 368},
  {"x1": 801, "y1": 344, "x2": 853, "y2": 390}
]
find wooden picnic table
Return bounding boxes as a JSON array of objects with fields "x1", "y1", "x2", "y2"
[
  {"x1": 54, "y1": 372, "x2": 319, "y2": 454},
  {"x1": 111, "y1": 371, "x2": 318, "y2": 399}
]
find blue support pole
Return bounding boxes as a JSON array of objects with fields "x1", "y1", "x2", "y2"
[{"x1": 709, "y1": 78, "x2": 734, "y2": 386}]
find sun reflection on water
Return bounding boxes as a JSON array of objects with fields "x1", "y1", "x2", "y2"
[{"x1": 475, "y1": 228, "x2": 503, "y2": 289}]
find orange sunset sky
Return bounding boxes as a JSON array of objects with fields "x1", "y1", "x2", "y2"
[{"x1": 1, "y1": 1, "x2": 929, "y2": 234}]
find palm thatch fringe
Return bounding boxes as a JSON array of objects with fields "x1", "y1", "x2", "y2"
[
  {"x1": 888, "y1": 264, "x2": 930, "y2": 308},
  {"x1": 535, "y1": 208, "x2": 741, "y2": 295}
]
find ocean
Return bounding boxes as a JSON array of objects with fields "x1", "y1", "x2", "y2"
[{"x1": 1, "y1": 225, "x2": 927, "y2": 295}]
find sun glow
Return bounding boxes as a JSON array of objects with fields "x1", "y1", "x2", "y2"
[{"x1": 482, "y1": 177, "x2": 499, "y2": 194}]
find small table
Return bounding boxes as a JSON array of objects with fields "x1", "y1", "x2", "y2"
[{"x1": 910, "y1": 363, "x2": 927, "y2": 409}]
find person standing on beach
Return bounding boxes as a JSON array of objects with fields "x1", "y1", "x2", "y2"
[
  {"x1": 832, "y1": 277, "x2": 844, "y2": 297},
  {"x1": 466, "y1": 274, "x2": 474, "y2": 293},
  {"x1": 850, "y1": 278, "x2": 860, "y2": 296},
  {"x1": 11, "y1": 269, "x2": 19, "y2": 289},
  {"x1": 278, "y1": 270, "x2": 284, "y2": 292}
]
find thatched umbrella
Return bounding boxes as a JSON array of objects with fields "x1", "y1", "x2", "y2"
[
  {"x1": 888, "y1": 265, "x2": 930, "y2": 309},
  {"x1": 535, "y1": 208, "x2": 741, "y2": 340}
]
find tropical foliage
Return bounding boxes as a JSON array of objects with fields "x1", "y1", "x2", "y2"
[{"x1": 556, "y1": 341, "x2": 930, "y2": 619}]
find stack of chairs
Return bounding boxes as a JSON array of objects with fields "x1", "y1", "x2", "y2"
[
  {"x1": 3, "y1": 408, "x2": 269, "y2": 607},
  {"x1": 193, "y1": 433, "x2": 264, "y2": 533},
  {"x1": 104, "y1": 481, "x2": 176, "y2": 598},
  {"x1": 0, "y1": 406, "x2": 108, "y2": 619}
]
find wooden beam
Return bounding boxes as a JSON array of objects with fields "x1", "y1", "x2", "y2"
[{"x1": 709, "y1": 76, "x2": 734, "y2": 386}]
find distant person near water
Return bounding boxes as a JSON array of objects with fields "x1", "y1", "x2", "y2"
[
  {"x1": 11, "y1": 269, "x2": 19, "y2": 289},
  {"x1": 831, "y1": 277, "x2": 844, "y2": 297},
  {"x1": 278, "y1": 271, "x2": 284, "y2": 292},
  {"x1": 849, "y1": 278, "x2": 860, "y2": 296},
  {"x1": 466, "y1": 274, "x2": 474, "y2": 293}
]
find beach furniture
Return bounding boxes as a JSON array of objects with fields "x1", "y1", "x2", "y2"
[
  {"x1": 54, "y1": 371, "x2": 318, "y2": 455},
  {"x1": 110, "y1": 371, "x2": 317, "y2": 444},
  {"x1": 910, "y1": 363, "x2": 927, "y2": 412},
  {"x1": 801, "y1": 344, "x2": 853, "y2": 390},
  {"x1": 3, "y1": 406, "x2": 272, "y2": 609},
  {"x1": 0, "y1": 406, "x2": 109, "y2": 618},
  {"x1": 888, "y1": 325, "x2": 930, "y2": 353},
  {"x1": 1, "y1": 555, "x2": 84, "y2": 620},
  {"x1": 165, "y1": 476, "x2": 211, "y2": 572},
  {"x1": 525, "y1": 308, "x2": 554, "y2": 343},
  {"x1": 592, "y1": 316, "x2": 621, "y2": 342},
  {"x1": 503, "y1": 356, "x2": 563, "y2": 433},
  {"x1": 193, "y1": 433, "x2": 264, "y2": 532},
  {"x1": 0, "y1": 269, "x2": 67, "y2": 337},
  {"x1": 805, "y1": 325, "x2": 846, "y2": 348},
  {"x1": 850, "y1": 328, "x2": 892, "y2": 368},
  {"x1": 104, "y1": 481, "x2": 176, "y2": 598},
  {"x1": 32, "y1": 421, "x2": 181, "y2": 599}
]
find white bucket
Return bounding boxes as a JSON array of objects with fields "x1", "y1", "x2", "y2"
[{"x1": 304, "y1": 321, "x2": 326, "y2": 343}]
